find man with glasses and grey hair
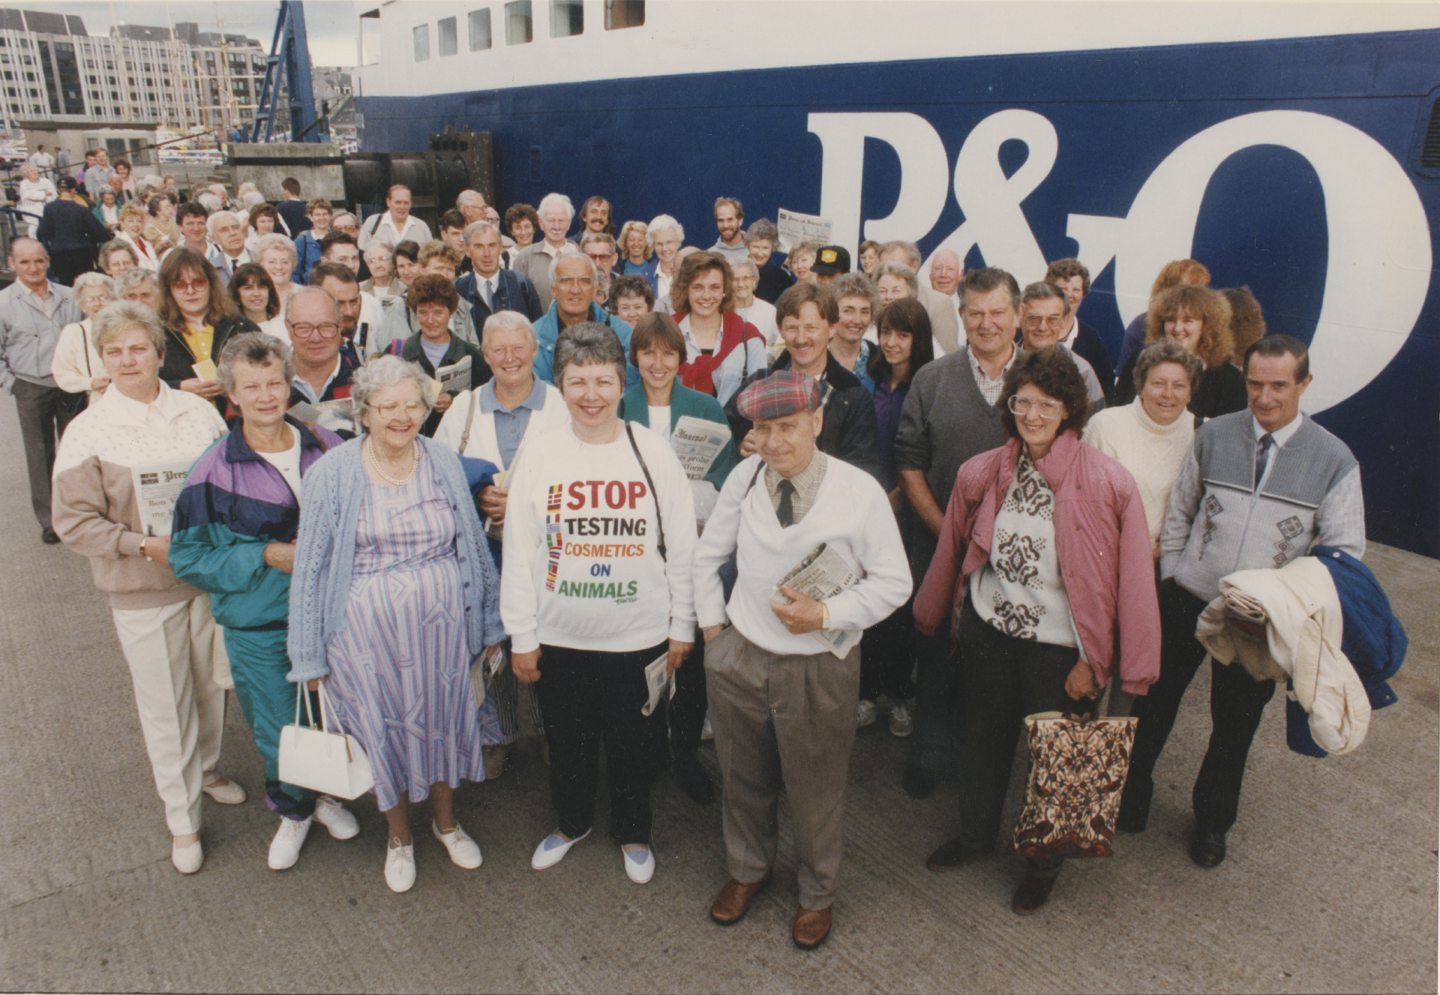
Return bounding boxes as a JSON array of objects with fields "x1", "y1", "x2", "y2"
[
  {"x1": 514, "y1": 192, "x2": 577, "y2": 309},
  {"x1": 531, "y1": 249, "x2": 636, "y2": 388},
  {"x1": 1018, "y1": 281, "x2": 1105, "y2": 413},
  {"x1": 285, "y1": 286, "x2": 357, "y2": 436}
]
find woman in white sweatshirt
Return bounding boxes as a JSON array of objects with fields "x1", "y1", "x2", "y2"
[{"x1": 501, "y1": 321, "x2": 696, "y2": 886}]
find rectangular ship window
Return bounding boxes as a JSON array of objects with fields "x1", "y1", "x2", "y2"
[
  {"x1": 412, "y1": 23, "x2": 430, "y2": 61},
  {"x1": 438, "y1": 16, "x2": 458, "y2": 56},
  {"x1": 468, "y1": 9, "x2": 492, "y2": 51},
  {"x1": 605, "y1": 0, "x2": 644, "y2": 29},
  {"x1": 551, "y1": 0, "x2": 583, "y2": 37},
  {"x1": 505, "y1": 1, "x2": 533, "y2": 45}
]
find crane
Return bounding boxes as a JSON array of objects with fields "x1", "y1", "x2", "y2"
[{"x1": 250, "y1": 0, "x2": 326, "y2": 143}]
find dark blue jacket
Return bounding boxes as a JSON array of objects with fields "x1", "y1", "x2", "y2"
[
  {"x1": 455, "y1": 268, "x2": 545, "y2": 336},
  {"x1": 1312, "y1": 545, "x2": 1407, "y2": 708}
]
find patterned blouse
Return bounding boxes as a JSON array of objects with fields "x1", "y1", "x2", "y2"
[{"x1": 968, "y1": 450, "x2": 1076, "y2": 646}]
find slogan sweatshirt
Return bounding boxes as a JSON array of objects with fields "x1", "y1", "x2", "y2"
[{"x1": 500, "y1": 421, "x2": 696, "y2": 655}]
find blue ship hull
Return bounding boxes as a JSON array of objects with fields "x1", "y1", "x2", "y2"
[{"x1": 358, "y1": 29, "x2": 1440, "y2": 556}]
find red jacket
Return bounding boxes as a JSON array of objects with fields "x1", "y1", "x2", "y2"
[{"x1": 913, "y1": 432, "x2": 1160, "y2": 694}]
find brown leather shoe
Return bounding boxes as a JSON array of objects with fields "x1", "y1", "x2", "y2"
[
  {"x1": 709, "y1": 875, "x2": 770, "y2": 925},
  {"x1": 792, "y1": 905, "x2": 832, "y2": 950}
]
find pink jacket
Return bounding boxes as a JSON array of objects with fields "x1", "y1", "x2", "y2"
[{"x1": 913, "y1": 432, "x2": 1160, "y2": 694}]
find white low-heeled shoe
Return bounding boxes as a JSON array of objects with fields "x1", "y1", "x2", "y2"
[
  {"x1": 530, "y1": 828, "x2": 589, "y2": 870},
  {"x1": 622, "y1": 845, "x2": 655, "y2": 884},
  {"x1": 433, "y1": 822, "x2": 482, "y2": 869},
  {"x1": 201, "y1": 778, "x2": 247, "y2": 805},
  {"x1": 172, "y1": 838, "x2": 204, "y2": 874}
]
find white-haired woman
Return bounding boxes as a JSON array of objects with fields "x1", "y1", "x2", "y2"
[
  {"x1": 52, "y1": 302, "x2": 241, "y2": 875},
  {"x1": 288, "y1": 356, "x2": 506, "y2": 893},
  {"x1": 51, "y1": 272, "x2": 114, "y2": 403},
  {"x1": 502, "y1": 322, "x2": 696, "y2": 885},
  {"x1": 647, "y1": 214, "x2": 685, "y2": 308},
  {"x1": 17, "y1": 162, "x2": 56, "y2": 236},
  {"x1": 360, "y1": 240, "x2": 400, "y2": 303}
]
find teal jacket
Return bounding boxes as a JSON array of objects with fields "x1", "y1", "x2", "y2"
[{"x1": 618, "y1": 381, "x2": 739, "y2": 491}]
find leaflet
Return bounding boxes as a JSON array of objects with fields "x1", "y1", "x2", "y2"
[
  {"x1": 640, "y1": 652, "x2": 676, "y2": 717},
  {"x1": 129, "y1": 459, "x2": 194, "y2": 537},
  {"x1": 287, "y1": 398, "x2": 357, "y2": 436},
  {"x1": 772, "y1": 542, "x2": 865, "y2": 658},
  {"x1": 669, "y1": 415, "x2": 729, "y2": 481},
  {"x1": 436, "y1": 355, "x2": 473, "y2": 396}
]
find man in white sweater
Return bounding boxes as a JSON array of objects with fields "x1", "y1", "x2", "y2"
[{"x1": 693, "y1": 371, "x2": 911, "y2": 951}]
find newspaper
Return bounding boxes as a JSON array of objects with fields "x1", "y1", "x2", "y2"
[
  {"x1": 669, "y1": 415, "x2": 729, "y2": 481},
  {"x1": 129, "y1": 459, "x2": 194, "y2": 537},
  {"x1": 772, "y1": 542, "x2": 865, "y2": 658},
  {"x1": 640, "y1": 651, "x2": 676, "y2": 717},
  {"x1": 470, "y1": 643, "x2": 509, "y2": 710},
  {"x1": 288, "y1": 398, "x2": 357, "y2": 436},
  {"x1": 776, "y1": 208, "x2": 833, "y2": 253},
  {"x1": 436, "y1": 355, "x2": 473, "y2": 396}
]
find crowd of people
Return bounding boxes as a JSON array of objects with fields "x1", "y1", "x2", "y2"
[{"x1": 0, "y1": 171, "x2": 1365, "y2": 952}]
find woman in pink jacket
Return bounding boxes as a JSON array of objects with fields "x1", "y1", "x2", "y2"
[{"x1": 912, "y1": 347, "x2": 1160, "y2": 915}]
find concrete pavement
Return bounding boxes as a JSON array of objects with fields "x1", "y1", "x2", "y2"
[{"x1": 0, "y1": 390, "x2": 1435, "y2": 994}]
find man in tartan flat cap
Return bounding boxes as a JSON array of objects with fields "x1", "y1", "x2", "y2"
[{"x1": 694, "y1": 366, "x2": 911, "y2": 951}]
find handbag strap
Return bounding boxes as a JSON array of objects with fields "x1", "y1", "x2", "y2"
[
  {"x1": 624, "y1": 421, "x2": 666, "y2": 563},
  {"x1": 458, "y1": 385, "x2": 480, "y2": 453},
  {"x1": 316, "y1": 683, "x2": 348, "y2": 736}
]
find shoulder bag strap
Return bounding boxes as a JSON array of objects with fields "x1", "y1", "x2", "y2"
[
  {"x1": 458, "y1": 388, "x2": 480, "y2": 453},
  {"x1": 624, "y1": 422, "x2": 666, "y2": 562}
]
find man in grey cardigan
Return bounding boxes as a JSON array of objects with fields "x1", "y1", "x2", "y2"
[
  {"x1": 894, "y1": 267, "x2": 1020, "y2": 801},
  {"x1": 1121, "y1": 334, "x2": 1365, "y2": 869},
  {"x1": 0, "y1": 237, "x2": 82, "y2": 542}
]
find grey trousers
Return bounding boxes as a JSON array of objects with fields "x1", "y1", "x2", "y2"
[
  {"x1": 11, "y1": 378, "x2": 82, "y2": 529},
  {"x1": 705, "y1": 625, "x2": 860, "y2": 911}
]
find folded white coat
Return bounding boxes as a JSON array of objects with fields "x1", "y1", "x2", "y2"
[{"x1": 1195, "y1": 557, "x2": 1370, "y2": 754}]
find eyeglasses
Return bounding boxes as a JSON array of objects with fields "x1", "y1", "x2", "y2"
[
  {"x1": 371, "y1": 401, "x2": 426, "y2": 416},
  {"x1": 289, "y1": 322, "x2": 341, "y2": 339},
  {"x1": 1023, "y1": 315, "x2": 1065, "y2": 329},
  {"x1": 1008, "y1": 395, "x2": 1063, "y2": 419},
  {"x1": 170, "y1": 278, "x2": 208, "y2": 292},
  {"x1": 555, "y1": 277, "x2": 594, "y2": 289},
  {"x1": 1008, "y1": 394, "x2": 1065, "y2": 417}
]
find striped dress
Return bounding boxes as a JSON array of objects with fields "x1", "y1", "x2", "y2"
[{"x1": 324, "y1": 449, "x2": 498, "y2": 810}]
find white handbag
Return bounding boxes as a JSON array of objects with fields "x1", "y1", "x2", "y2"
[{"x1": 278, "y1": 684, "x2": 375, "y2": 800}]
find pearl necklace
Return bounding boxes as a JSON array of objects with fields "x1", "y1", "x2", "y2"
[{"x1": 364, "y1": 437, "x2": 418, "y2": 486}]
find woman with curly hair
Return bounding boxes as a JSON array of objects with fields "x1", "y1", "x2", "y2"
[
  {"x1": 912, "y1": 347, "x2": 1160, "y2": 914},
  {"x1": 1114, "y1": 283, "x2": 1245, "y2": 423}
]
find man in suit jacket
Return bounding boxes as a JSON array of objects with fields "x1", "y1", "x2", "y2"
[{"x1": 456, "y1": 221, "x2": 544, "y2": 339}]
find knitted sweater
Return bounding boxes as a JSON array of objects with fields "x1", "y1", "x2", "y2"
[
  {"x1": 1082, "y1": 399, "x2": 1195, "y2": 543},
  {"x1": 1161, "y1": 412, "x2": 1364, "y2": 601},
  {"x1": 692, "y1": 453, "x2": 912, "y2": 656},
  {"x1": 286, "y1": 436, "x2": 505, "y2": 681},
  {"x1": 499, "y1": 421, "x2": 697, "y2": 655}
]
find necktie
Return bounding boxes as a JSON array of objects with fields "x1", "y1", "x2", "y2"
[
  {"x1": 776, "y1": 479, "x2": 796, "y2": 527},
  {"x1": 1254, "y1": 433, "x2": 1274, "y2": 491},
  {"x1": 483, "y1": 278, "x2": 494, "y2": 309}
]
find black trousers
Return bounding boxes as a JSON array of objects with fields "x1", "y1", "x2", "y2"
[
  {"x1": 667, "y1": 632, "x2": 706, "y2": 759},
  {"x1": 1123, "y1": 581, "x2": 1277, "y2": 833},
  {"x1": 535, "y1": 641, "x2": 666, "y2": 845},
  {"x1": 12, "y1": 379, "x2": 83, "y2": 528},
  {"x1": 50, "y1": 248, "x2": 96, "y2": 286},
  {"x1": 860, "y1": 601, "x2": 916, "y2": 702},
  {"x1": 907, "y1": 627, "x2": 960, "y2": 773},
  {"x1": 955, "y1": 600, "x2": 1076, "y2": 862}
]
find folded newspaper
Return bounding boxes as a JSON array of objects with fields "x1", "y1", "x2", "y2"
[
  {"x1": 436, "y1": 355, "x2": 473, "y2": 396},
  {"x1": 130, "y1": 459, "x2": 195, "y2": 537},
  {"x1": 772, "y1": 542, "x2": 864, "y2": 658},
  {"x1": 287, "y1": 398, "x2": 356, "y2": 436},
  {"x1": 641, "y1": 652, "x2": 676, "y2": 717},
  {"x1": 669, "y1": 415, "x2": 729, "y2": 481}
]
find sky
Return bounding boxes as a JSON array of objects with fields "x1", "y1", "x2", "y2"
[{"x1": 14, "y1": 0, "x2": 360, "y2": 66}]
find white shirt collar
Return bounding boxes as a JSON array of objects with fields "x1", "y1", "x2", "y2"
[
  {"x1": 1253, "y1": 413, "x2": 1303, "y2": 448},
  {"x1": 1059, "y1": 315, "x2": 1080, "y2": 348},
  {"x1": 102, "y1": 380, "x2": 185, "y2": 425}
]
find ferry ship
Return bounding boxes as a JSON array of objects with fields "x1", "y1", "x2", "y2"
[{"x1": 351, "y1": 1, "x2": 1440, "y2": 556}]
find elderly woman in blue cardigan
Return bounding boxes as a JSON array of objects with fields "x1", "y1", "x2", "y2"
[
  {"x1": 618, "y1": 312, "x2": 738, "y2": 806},
  {"x1": 170, "y1": 331, "x2": 358, "y2": 873},
  {"x1": 288, "y1": 355, "x2": 506, "y2": 894}
]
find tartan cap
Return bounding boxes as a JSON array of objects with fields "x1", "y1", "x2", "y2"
[{"x1": 736, "y1": 370, "x2": 821, "y2": 422}]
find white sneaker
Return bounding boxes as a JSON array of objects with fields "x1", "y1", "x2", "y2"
[
  {"x1": 433, "y1": 822, "x2": 482, "y2": 869},
  {"x1": 313, "y1": 796, "x2": 360, "y2": 840},
  {"x1": 531, "y1": 828, "x2": 590, "y2": 870},
  {"x1": 701, "y1": 716, "x2": 714, "y2": 742},
  {"x1": 171, "y1": 837, "x2": 204, "y2": 874},
  {"x1": 888, "y1": 701, "x2": 915, "y2": 738},
  {"x1": 856, "y1": 699, "x2": 879, "y2": 729},
  {"x1": 268, "y1": 816, "x2": 313, "y2": 871},
  {"x1": 384, "y1": 838, "x2": 416, "y2": 893},
  {"x1": 622, "y1": 845, "x2": 655, "y2": 884}
]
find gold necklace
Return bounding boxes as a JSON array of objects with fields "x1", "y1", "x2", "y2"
[{"x1": 365, "y1": 437, "x2": 418, "y2": 486}]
